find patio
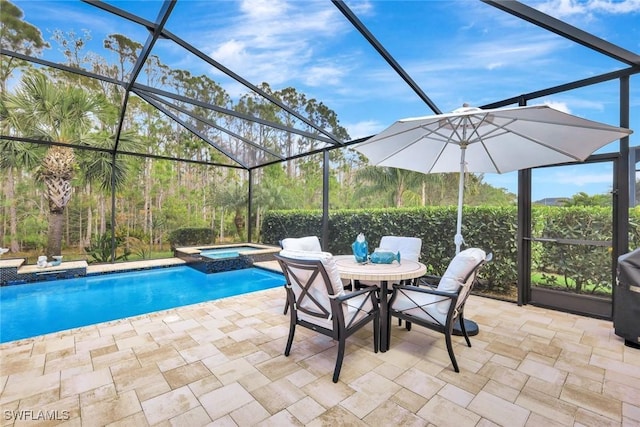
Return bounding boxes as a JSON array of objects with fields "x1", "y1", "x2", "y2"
[{"x1": 1, "y1": 262, "x2": 638, "y2": 426}]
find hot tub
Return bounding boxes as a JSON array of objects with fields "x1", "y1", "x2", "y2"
[{"x1": 174, "y1": 243, "x2": 280, "y2": 273}]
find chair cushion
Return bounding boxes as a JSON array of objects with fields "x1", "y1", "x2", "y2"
[
  {"x1": 279, "y1": 249, "x2": 373, "y2": 329},
  {"x1": 281, "y1": 236, "x2": 322, "y2": 252},
  {"x1": 437, "y1": 248, "x2": 486, "y2": 292},
  {"x1": 436, "y1": 248, "x2": 486, "y2": 314},
  {"x1": 298, "y1": 292, "x2": 372, "y2": 329},
  {"x1": 379, "y1": 236, "x2": 422, "y2": 262},
  {"x1": 279, "y1": 249, "x2": 345, "y2": 297},
  {"x1": 391, "y1": 290, "x2": 447, "y2": 326}
]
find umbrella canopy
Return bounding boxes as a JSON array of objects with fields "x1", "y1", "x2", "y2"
[{"x1": 354, "y1": 104, "x2": 633, "y2": 254}]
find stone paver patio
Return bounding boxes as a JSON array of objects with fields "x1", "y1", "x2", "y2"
[{"x1": 1, "y1": 263, "x2": 639, "y2": 426}]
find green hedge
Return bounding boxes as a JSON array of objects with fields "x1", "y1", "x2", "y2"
[{"x1": 261, "y1": 206, "x2": 640, "y2": 296}]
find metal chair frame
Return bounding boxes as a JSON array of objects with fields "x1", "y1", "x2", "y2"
[
  {"x1": 275, "y1": 254, "x2": 380, "y2": 383},
  {"x1": 389, "y1": 252, "x2": 492, "y2": 372}
]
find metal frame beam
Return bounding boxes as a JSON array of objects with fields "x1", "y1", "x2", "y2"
[
  {"x1": 139, "y1": 91, "x2": 285, "y2": 162},
  {"x1": 139, "y1": 93, "x2": 250, "y2": 169},
  {"x1": 133, "y1": 85, "x2": 336, "y2": 144},
  {"x1": 331, "y1": 0, "x2": 442, "y2": 115}
]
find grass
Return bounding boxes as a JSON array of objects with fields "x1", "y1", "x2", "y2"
[{"x1": 531, "y1": 271, "x2": 611, "y2": 296}]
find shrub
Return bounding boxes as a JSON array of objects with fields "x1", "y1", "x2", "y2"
[
  {"x1": 261, "y1": 206, "x2": 640, "y2": 297},
  {"x1": 85, "y1": 232, "x2": 131, "y2": 263}
]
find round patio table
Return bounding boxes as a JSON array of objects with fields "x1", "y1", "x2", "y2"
[{"x1": 334, "y1": 255, "x2": 427, "y2": 352}]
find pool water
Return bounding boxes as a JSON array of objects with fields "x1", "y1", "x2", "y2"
[
  {"x1": 0, "y1": 266, "x2": 284, "y2": 343},
  {"x1": 199, "y1": 246, "x2": 260, "y2": 259}
]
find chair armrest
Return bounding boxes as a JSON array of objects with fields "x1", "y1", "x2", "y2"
[
  {"x1": 336, "y1": 286, "x2": 378, "y2": 302},
  {"x1": 392, "y1": 283, "x2": 457, "y2": 299}
]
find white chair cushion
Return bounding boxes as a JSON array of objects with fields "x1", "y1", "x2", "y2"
[
  {"x1": 279, "y1": 249, "x2": 345, "y2": 297},
  {"x1": 437, "y1": 248, "x2": 486, "y2": 292},
  {"x1": 379, "y1": 236, "x2": 422, "y2": 262},
  {"x1": 436, "y1": 248, "x2": 486, "y2": 314},
  {"x1": 281, "y1": 236, "x2": 322, "y2": 252},
  {"x1": 391, "y1": 291, "x2": 447, "y2": 326},
  {"x1": 279, "y1": 249, "x2": 373, "y2": 328},
  {"x1": 298, "y1": 293, "x2": 372, "y2": 329}
]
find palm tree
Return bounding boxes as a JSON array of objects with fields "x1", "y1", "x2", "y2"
[
  {"x1": 4, "y1": 72, "x2": 108, "y2": 256},
  {"x1": 355, "y1": 167, "x2": 425, "y2": 207}
]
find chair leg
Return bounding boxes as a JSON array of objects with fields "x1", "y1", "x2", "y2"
[
  {"x1": 444, "y1": 330, "x2": 459, "y2": 372},
  {"x1": 333, "y1": 337, "x2": 346, "y2": 383},
  {"x1": 283, "y1": 300, "x2": 289, "y2": 315},
  {"x1": 405, "y1": 321, "x2": 412, "y2": 331},
  {"x1": 458, "y1": 316, "x2": 472, "y2": 347},
  {"x1": 373, "y1": 314, "x2": 380, "y2": 353},
  {"x1": 284, "y1": 319, "x2": 296, "y2": 356}
]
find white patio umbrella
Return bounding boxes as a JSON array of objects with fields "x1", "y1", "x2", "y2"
[{"x1": 353, "y1": 104, "x2": 633, "y2": 254}]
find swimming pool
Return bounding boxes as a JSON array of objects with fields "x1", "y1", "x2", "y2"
[{"x1": 0, "y1": 266, "x2": 284, "y2": 343}]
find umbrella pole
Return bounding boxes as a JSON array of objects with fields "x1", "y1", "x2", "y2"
[{"x1": 455, "y1": 146, "x2": 466, "y2": 254}]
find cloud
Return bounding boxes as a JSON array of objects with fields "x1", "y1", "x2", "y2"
[
  {"x1": 344, "y1": 120, "x2": 386, "y2": 140},
  {"x1": 201, "y1": 0, "x2": 347, "y2": 88},
  {"x1": 303, "y1": 64, "x2": 346, "y2": 87},
  {"x1": 346, "y1": 0, "x2": 375, "y2": 16},
  {"x1": 536, "y1": 0, "x2": 640, "y2": 18},
  {"x1": 541, "y1": 100, "x2": 571, "y2": 113},
  {"x1": 239, "y1": 0, "x2": 291, "y2": 19},
  {"x1": 536, "y1": 0, "x2": 589, "y2": 18},
  {"x1": 463, "y1": 36, "x2": 568, "y2": 71}
]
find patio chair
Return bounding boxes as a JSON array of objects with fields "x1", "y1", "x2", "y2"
[
  {"x1": 275, "y1": 249, "x2": 380, "y2": 383},
  {"x1": 379, "y1": 234, "x2": 423, "y2": 292},
  {"x1": 389, "y1": 248, "x2": 491, "y2": 372},
  {"x1": 280, "y1": 236, "x2": 323, "y2": 314},
  {"x1": 383, "y1": 236, "x2": 422, "y2": 325},
  {"x1": 378, "y1": 235, "x2": 422, "y2": 263}
]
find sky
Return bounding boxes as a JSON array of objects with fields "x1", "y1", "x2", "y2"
[{"x1": 10, "y1": 0, "x2": 640, "y2": 201}]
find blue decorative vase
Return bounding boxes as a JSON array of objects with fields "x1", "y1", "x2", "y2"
[
  {"x1": 370, "y1": 250, "x2": 401, "y2": 264},
  {"x1": 351, "y1": 233, "x2": 369, "y2": 263}
]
